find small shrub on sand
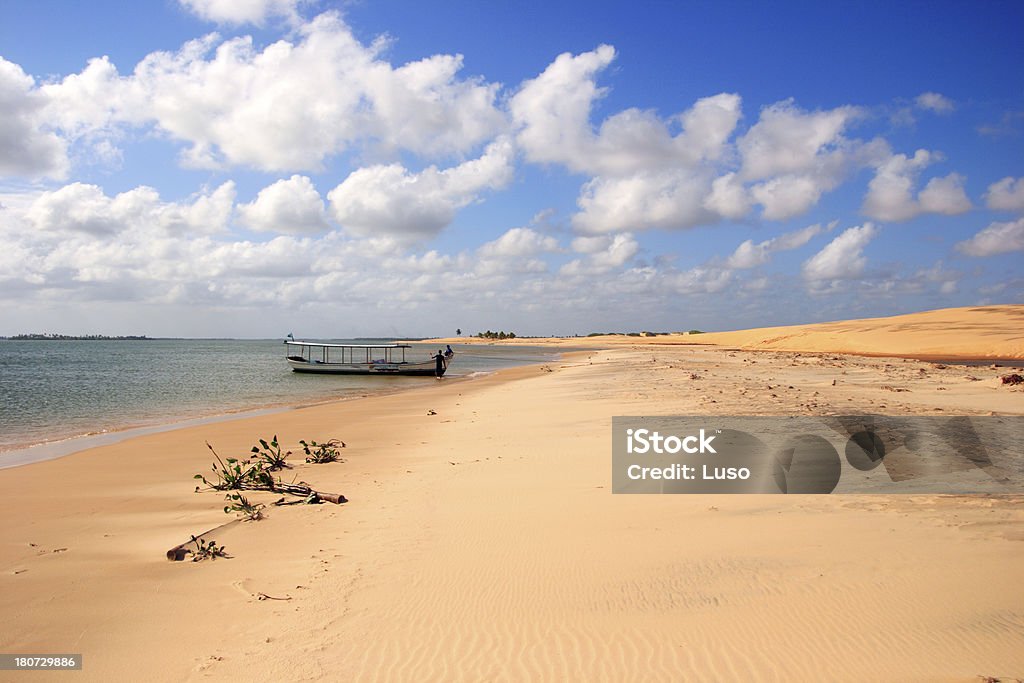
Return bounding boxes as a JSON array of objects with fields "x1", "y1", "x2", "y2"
[
  {"x1": 224, "y1": 492, "x2": 265, "y2": 521},
  {"x1": 188, "y1": 535, "x2": 228, "y2": 562},
  {"x1": 300, "y1": 438, "x2": 346, "y2": 464}
]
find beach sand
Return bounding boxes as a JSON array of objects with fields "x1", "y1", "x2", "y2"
[{"x1": 2, "y1": 306, "x2": 1023, "y2": 681}]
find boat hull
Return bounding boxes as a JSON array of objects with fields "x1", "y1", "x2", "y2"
[{"x1": 287, "y1": 357, "x2": 447, "y2": 376}]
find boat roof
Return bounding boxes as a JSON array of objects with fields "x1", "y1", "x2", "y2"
[{"x1": 286, "y1": 340, "x2": 411, "y2": 349}]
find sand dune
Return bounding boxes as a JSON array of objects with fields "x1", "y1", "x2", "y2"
[
  {"x1": 1, "y1": 314, "x2": 1023, "y2": 681},
  {"x1": 434, "y1": 305, "x2": 1024, "y2": 360}
]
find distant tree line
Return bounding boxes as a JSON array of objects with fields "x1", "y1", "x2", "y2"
[
  {"x1": 2, "y1": 333, "x2": 150, "y2": 340},
  {"x1": 476, "y1": 330, "x2": 516, "y2": 340}
]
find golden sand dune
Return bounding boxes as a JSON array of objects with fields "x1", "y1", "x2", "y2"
[
  {"x1": 437, "y1": 305, "x2": 1024, "y2": 360},
  {"x1": 665, "y1": 305, "x2": 1024, "y2": 359}
]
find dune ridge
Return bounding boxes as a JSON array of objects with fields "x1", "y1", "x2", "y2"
[{"x1": 433, "y1": 305, "x2": 1024, "y2": 361}]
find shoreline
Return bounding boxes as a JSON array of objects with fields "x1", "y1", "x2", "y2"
[
  {"x1": 0, "y1": 343, "x2": 560, "y2": 467},
  {"x1": 0, "y1": 363, "x2": 524, "y2": 471}
]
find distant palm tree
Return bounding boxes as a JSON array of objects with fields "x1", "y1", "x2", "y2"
[{"x1": 456, "y1": 328, "x2": 462, "y2": 336}]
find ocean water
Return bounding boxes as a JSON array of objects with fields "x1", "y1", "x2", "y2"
[{"x1": 0, "y1": 339, "x2": 562, "y2": 458}]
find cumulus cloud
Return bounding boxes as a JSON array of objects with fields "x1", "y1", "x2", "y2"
[
  {"x1": 0, "y1": 58, "x2": 69, "y2": 179},
  {"x1": 510, "y1": 44, "x2": 741, "y2": 176},
  {"x1": 862, "y1": 150, "x2": 971, "y2": 221},
  {"x1": 915, "y1": 92, "x2": 954, "y2": 113},
  {"x1": 738, "y1": 100, "x2": 860, "y2": 180},
  {"x1": 179, "y1": 0, "x2": 305, "y2": 26},
  {"x1": 572, "y1": 170, "x2": 713, "y2": 234},
  {"x1": 667, "y1": 266, "x2": 733, "y2": 295},
  {"x1": 478, "y1": 227, "x2": 558, "y2": 258},
  {"x1": 802, "y1": 223, "x2": 878, "y2": 281},
  {"x1": 956, "y1": 218, "x2": 1024, "y2": 257},
  {"x1": 984, "y1": 177, "x2": 1024, "y2": 212},
  {"x1": 237, "y1": 175, "x2": 328, "y2": 234},
  {"x1": 516, "y1": 58, "x2": 893, "y2": 234},
  {"x1": 738, "y1": 100, "x2": 890, "y2": 220},
  {"x1": 749, "y1": 175, "x2": 824, "y2": 221},
  {"x1": 726, "y1": 223, "x2": 825, "y2": 269},
  {"x1": 24, "y1": 181, "x2": 235, "y2": 236},
  {"x1": 561, "y1": 233, "x2": 638, "y2": 275},
  {"x1": 25, "y1": 12, "x2": 505, "y2": 174},
  {"x1": 702, "y1": 172, "x2": 751, "y2": 220},
  {"x1": 327, "y1": 137, "x2": 514, "y2": 242}
]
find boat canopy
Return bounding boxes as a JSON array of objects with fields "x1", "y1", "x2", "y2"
[{"x1": 285, "y1": 341, "x2": 412, "y2": 349}]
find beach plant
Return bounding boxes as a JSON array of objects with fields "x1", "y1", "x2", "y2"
[
  {"x1": 299, "y1": 438, "x2": 346, "y2": 464},
  {"x1": 188, "y1": 535, "x2": 228, "y2": 562},
  {"x1": 251, "y1": 435, "x2": 291, "y2": 471},
  {"x1": 195, "y1": 439, "x2": 346, "y2": 503},
  {"x1": 224, "y1": 493, "x2": 265, "y2": 521},
  {"x1": 195, "y1": 441, "x2": 274, "y2": 492}
]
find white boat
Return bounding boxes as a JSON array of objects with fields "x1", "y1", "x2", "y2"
[{"x1": 285, "y1": 341, "x2": 452, "y2": 376}]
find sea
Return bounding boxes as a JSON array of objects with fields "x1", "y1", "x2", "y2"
[{"x1": 0, "y1": 339, "x2": 563, "y2": 465}]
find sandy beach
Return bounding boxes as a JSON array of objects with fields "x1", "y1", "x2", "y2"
[{"x1": 2, "y1": 306, "x2": 1024, "y2": 681}]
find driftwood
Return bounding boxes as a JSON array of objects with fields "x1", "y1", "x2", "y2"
[
  {"x1": 271, "y1": 482, "x2": 347, "y2": 504},
  {"x1": 166, "y1": 519, "x2": 241, "y2": 561},
  {"x1": 169, "y1": 488, "x2": 345, "y2": 560}
]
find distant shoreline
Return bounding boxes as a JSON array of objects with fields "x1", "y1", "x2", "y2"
[{"x1": 1, "y1": 334, "x2": 150, "y2": 341}]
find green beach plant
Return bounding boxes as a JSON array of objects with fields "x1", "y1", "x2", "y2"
[
  {"x1": 194, "y1": 441, "x2": 274, "y2": 492},
  {"x1": 299, "y1": 438, "x2": 346, "y2": 464},
  {"x1": 188, "y1": 535, "x2": 228, "y2": 562},
  {"x1": 252, "y1": 435, "x2": 291, "y2": 471},
  {"x1": 195, "y1": 437, "x2": 347, "y2": 504},
  {"x1": 224, "y1": 492, "x2": 265, "y2": 521}
]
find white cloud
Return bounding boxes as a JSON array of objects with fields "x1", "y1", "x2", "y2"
[
  {"x1": 862, "y1": 150, "x2": 971, "y2": 221},
  {"x1": 161, "y1": 182, "x2": 236, "y2": 234},
  {"x1": 738, "y1": 100, "x2": 890, "y2": 220},
  {"x1": 667, "y1": 266, "x2": 733, "y2": 295},
  {"x1": 749, "y1": 175, "x2": 823, "y2": 221},
  {"x1": 915, "y1": 92, "x2": 954, "y2": 113},
  {"x1": 572, "y1": 170, "x2": 712, "y2": 234},
  {"x1": 0, "y1": 58, "x2": 69, "y2": 179},
  {"x1": 327, "y1": 137, "x2": 514, "y2": 242},
  {"x1": 737, "y1": 100, "x2": 860, "y2": 180},
  {"x1": 560, "y1": 95, "x2": 892, "y2": 233},
  {"x1": 509, "y1": 44, "x2": 616, "y2": 173},
  {"x1": 237, "y1": 175, "x2": 328, "y2": 234},
  {"x1": 510, "y1": 45, "x2": 741, "y2": 176},
  {"x1": 29, "y1": 12, "x2": 505, "y2": 174},
  {"x1": 984, "y1": 177, "x2": 1024, "y2": 212},
  {"x1": 956, "y1": 218, "x2": 1024, "y2": 257},
  {"x1": 24, "y1": 181, "x2": 235, "y2": 237},
  {"x1": 39, "y1": 56, "x2": 139, "y2": 140},
  {"x1": 726, "y1": 223, "x2": 824, "y2": 269},
  {"x1": 702, "y1": 172, "x2": 751, "y2": 219},
  {"x1": 918, "y1": 173, "x2": 972, "y2": 215},
  {"x1": 561, "y1": 233, "x2": 638, "y2": 275},
  {"x1": 179, "y1": 0, "x2": 305, "y2": 26},
  {"x1": 802, "y1": 223, "x2": 878, "y2": 281},
  {"x1": 478, "y1": 227, "x2": 558, "y2": 258},
  {"x1": 570, "y1": 235, "x2": 613, "y2": 254}
]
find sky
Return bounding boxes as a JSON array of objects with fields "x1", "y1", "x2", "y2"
[{"x1": 0, "y1": 0, "x2": 1022, "y2": 338}]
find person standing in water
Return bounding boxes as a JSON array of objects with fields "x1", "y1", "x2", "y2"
[{"x1": 432, "y1": 349, "x2": 445, "y2": 379}]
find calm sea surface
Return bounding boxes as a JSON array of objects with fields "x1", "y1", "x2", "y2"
[{"x1": 0, "y1": 339, "x2": 563, "y2": 458}]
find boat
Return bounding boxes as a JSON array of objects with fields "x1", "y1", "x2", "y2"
[{"x1": 285, "y1": 340, "x2": 452, "y2": 376}]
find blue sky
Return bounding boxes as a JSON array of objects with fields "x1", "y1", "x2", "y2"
[{"x1": 1, "y1": 0, "x2": 1022, "y2": 338}]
